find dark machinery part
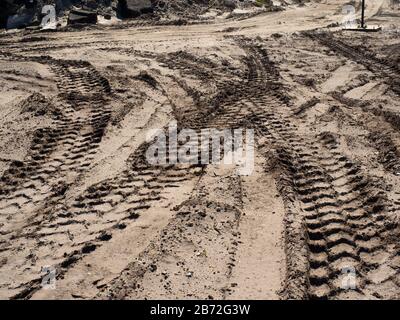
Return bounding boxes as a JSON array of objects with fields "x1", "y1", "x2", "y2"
[{"x1": 361, "y1": 0, "x2": 365, "y2": 28}]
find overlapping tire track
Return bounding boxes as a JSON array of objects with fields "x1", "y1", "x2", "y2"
[
  {"x1": 0, "y1": 52, "x2": 111, "y2": 203},
  {"x1": 0, "y1": 48, "x2": 221, "y2": 298},
  {"x1": 221, "y1": 37, "x2": 400, "y2": 299},
  {"x1": 1, "y1": 31, "x2": 399, "y2": 299},
  {"x1": 305, "y1": 31, "x2": 400, "y2": 96},
  {"x1": 138, "y1": 37, "x2": 399, "y2": 299},
  {"x1": 0, "y1": 52, "x2": 115, "y2": 298}
]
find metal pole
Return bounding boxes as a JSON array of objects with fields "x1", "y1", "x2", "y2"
[{"x1": 361, "y1": 0, "x2": 365, "y2": 28}]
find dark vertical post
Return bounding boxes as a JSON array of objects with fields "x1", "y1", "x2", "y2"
[{"x1": 361, "y1": 0, "x2": 366, "y2": 28}]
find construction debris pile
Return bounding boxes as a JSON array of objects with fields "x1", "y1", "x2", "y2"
[{"x1": 0, "y1": 0, "x2": 293, "y2": 29}]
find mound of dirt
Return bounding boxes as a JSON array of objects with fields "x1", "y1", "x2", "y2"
[{"x1": 19, "y1": 93, "x2": 61, "y2": 118}]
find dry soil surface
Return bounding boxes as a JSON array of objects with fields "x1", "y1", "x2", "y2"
[{"x1": 0, "y1": 0, "x2": 400, "y2": 300}]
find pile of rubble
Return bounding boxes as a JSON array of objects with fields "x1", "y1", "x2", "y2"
[
  {"x1": 1, "y1": 0, "x2": 156, "y2": 29},
  {"x1": 0, "y1": 0, "x2": 298, "y2": 30}
]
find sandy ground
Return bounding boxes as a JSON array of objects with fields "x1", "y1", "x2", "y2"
[{"x1": 0, "y1": 0, "x2": 400, "y2": 299}]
